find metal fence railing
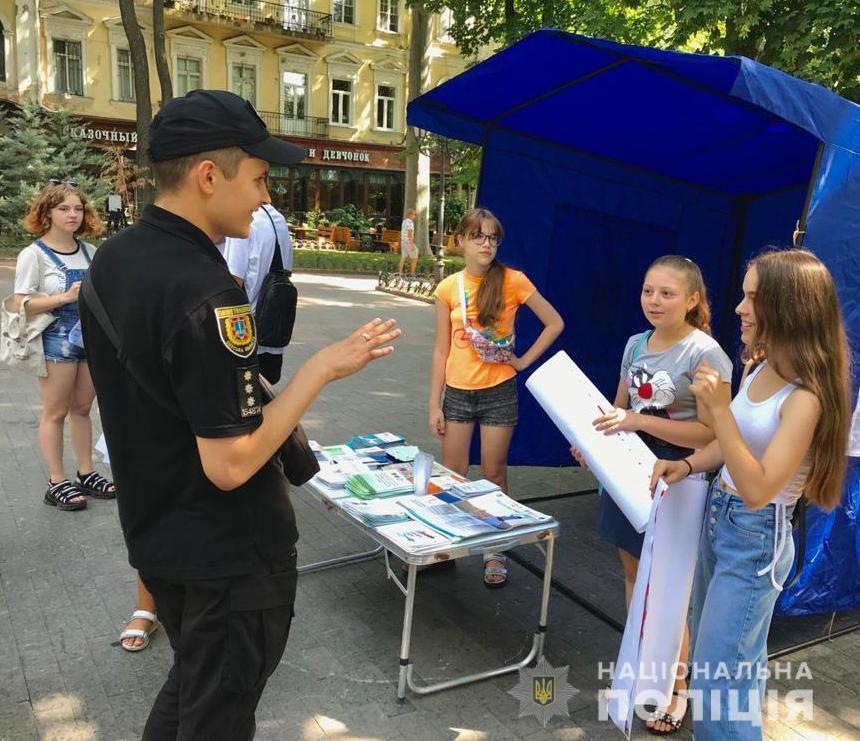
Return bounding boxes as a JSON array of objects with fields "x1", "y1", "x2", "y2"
[
  {"x1": 176, "y1": 1, "x2": 333, "y2": 40},
  {"x1": 257, "y1": 112, "x2": 329, "y2": 139}
]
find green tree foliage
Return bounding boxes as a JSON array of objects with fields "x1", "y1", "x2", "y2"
[
  {"x1": 0, "y1": 101, "x2": 110, "y2": 237},
  {"x1": 328, "y1": 203, "x2": 373, "y2": 232},
  {"x1": 421, "y1": 1, "x2": 860, "y2": 101}
]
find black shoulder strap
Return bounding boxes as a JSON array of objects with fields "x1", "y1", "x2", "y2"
[
  {"x1": 261, "y1": 205, "x2": 284, "y2": 273},
  {"x1": 81, "y1": 274, "x2": 180, "y2": 416}
]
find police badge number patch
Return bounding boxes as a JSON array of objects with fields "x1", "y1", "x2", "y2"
[
  {"x1": 215, "y1": 304, "x2": 257, "y2": 358},
  {"x1": 236, "y1": 366, "x2": 262, "y2": 418}
]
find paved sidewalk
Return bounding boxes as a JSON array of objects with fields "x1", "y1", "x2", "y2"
[{"x1": 1, "y1": 269, "x2": 858, "y2": 740}]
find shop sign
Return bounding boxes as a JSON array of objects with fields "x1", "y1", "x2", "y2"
[
  {"x1": 66, "y1": 125, "x2": 137, "y2": 144},
  {"x1": 319, "y1": 148, "x2": 370, "y2": 163}
]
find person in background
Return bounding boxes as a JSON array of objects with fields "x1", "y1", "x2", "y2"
[
  {"x1": 223, "y1": 203, "x2": 293, "y2": 384},
  {"x1": 429, "y1": 207, "x2": 564, "y2": 588},
  {"x1": 13, "y1": 181, "x2": 115, "y2": 511},
  {"x1": 398, "y1": 207, "x2": 418, "y2": 275},
  {"x1": 652, "y1": 248, "x2": 850, "y2": 740}
]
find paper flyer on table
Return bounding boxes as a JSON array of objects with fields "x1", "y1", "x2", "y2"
[
  {"x1": 526, "y1": 351, "x2": 661, "y2": 532},
  {"x1": 607, "y1": 477, "x2": 708, "y2": 738}
]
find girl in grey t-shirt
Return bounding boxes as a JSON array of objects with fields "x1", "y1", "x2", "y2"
[{"x1": 578, "y1": 255, "x2": 732, "y2": 733}]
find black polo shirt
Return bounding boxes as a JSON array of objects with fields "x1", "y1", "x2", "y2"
[{"x1": 80, "y1": 205, "x2": 298, "y2": 580}]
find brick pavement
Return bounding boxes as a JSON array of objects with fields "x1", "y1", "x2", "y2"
[{"x1": 1, "y1": 267, "x2": 858, "y2": 740}]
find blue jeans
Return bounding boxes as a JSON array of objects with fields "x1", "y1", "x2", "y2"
[{"x1": 690, "y1": 480, "x2": 795, "y2": 740}]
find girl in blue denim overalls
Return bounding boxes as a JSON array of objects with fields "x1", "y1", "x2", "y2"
[
  {"x1": 13, "y1": 182, "x2": 116, "y2": 511},
  {"x1": 652, "y1": 249, "x2": 851, "y2": 740}
]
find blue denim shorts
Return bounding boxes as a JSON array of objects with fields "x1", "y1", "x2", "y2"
[
  {"x1": 442, "y1": 377, "x2": 518, "y2": 426},
  {"x1": 43, "y1": 324, "x2": 86, "y2": 362}
]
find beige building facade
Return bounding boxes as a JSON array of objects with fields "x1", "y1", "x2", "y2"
[{"x1": 0, "y1": 0, "x2": 465, "y2": 221}]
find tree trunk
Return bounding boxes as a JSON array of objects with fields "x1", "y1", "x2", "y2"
[
  {"x1": 119, "y1": 0, "x2": 155, "y2": 208},
  {"x1": 405, "y1": 3, "x2": 432, "y2": 255},
  {"x1": 152, "y1": 0, "x2": 173, "y2": 105},
  {"x1": 504, "y1": 0, "x2": 517, "y2": 46}
]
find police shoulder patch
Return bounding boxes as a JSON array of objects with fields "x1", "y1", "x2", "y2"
[
  {"x1": 237, "y1": 366, "x2": 262, "y2": 418},
  {"x1": 215, "y1": 303, "x2": 257, "y2": 358}
]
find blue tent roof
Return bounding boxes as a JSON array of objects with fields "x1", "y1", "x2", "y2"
[
  {"x1": 409, "y1": 31, "x2": 859, "y2": 196},
  {"x1": 408, "y1": 30, "x2": 860, "y2": 617}
]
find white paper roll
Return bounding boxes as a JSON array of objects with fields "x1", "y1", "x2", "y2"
[{"x1": 525, "y1": 350, "x2": 656, "y2": 532}]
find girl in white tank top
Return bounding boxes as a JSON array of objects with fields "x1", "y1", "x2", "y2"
[{"x1": 650, "y1": 250, "x2": 851, "y2": 740}]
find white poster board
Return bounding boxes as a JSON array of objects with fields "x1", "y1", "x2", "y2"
[
  {"x1": 525, "y1": 351, "x2": 662, "y2": 532},
  {"x1": 607, "y1": 477, "x2": 708, "y2": 737}
]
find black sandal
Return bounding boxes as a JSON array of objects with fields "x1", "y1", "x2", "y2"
[
  {"x1": 646, "y1": 691, "x2": 688, "y2": 736},
  {"x1": 44, "y1": 480, "x2": 87, "y2": 511},
  {"x1": 76, "y1": 471, "x2": 116, "y2": 499}
]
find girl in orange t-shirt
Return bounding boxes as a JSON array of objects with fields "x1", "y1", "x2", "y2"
[{"x1": 429, "y1": 208, "x2": 564, "y2": 587}]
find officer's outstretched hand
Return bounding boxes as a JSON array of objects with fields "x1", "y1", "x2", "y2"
[{"x1": 315, "y1": 318, "x2": 401, "y2": 382}]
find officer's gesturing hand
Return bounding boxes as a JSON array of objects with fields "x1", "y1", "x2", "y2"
[{"x1": 314, "y1": 317, "x2": 401, "y2": 382}]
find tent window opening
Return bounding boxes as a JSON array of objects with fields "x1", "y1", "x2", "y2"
[
  {"x1": 117, "y1": 48, "x2": 135, "y2": 102},
  {"x1": 54, "y1": 39, "x2": 83, "y2": 96},
  {"x1": 376, "y1": 84, "x2": 395, "y2": 130},
  {"x1": 378, "y1": 0, "x2": 399, "y2": 32},
  {"x1": 331, "y1": 78, "x2": 352, "y2": 125},
  {"x1": 176, "y1": 56, "x2": 202, "y2": 96}
]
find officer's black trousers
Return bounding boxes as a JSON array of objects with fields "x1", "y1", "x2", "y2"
[{"x1": 140, "y1": 557, "x2": 296, "y2": 741}]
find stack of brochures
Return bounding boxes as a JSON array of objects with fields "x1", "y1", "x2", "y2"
[
  {"x1": 397, "y1": 490, "x2": 552, "y2": 540},
  {"x1": 449, "y1": 479, "x2": 500, "y2": 498},
  {"x1": 345, "y1": 470, "x2": 414, "y2": 499},
  {"x1": 339, "y1": 499, "x2": 411, "y2": 527},
  {"x1": 346, "y1": 432, "x2": 406, "y2": 450}
]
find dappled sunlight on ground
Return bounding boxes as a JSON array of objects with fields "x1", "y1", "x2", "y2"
[{"x1": 32, "y1": 693, "x2": 96, "y2": 740}]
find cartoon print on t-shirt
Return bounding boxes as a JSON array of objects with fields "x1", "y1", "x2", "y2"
[{"x1": 627, "y1": 365, "x2": 677, "y2": 414}]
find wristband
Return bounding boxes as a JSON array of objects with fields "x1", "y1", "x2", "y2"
[{"x1": 680, "y1": 459, "x2": 693, "y2": 476}]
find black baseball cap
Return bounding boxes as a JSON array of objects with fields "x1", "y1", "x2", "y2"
[{"x1": 149, "y1": 89, "x2": 307, "y2": 165}]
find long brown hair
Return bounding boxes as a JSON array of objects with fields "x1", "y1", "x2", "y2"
[
  {"x1": 454, "y1": 207, "x2": 506, "y2": 326},
  {"x1": 23, "y1": 183, "x2": 103, "y2": 238},
  {"x1": 647, "y1": 255, "x2": 712, "y2": 334},
  {"x1": 749, "y1": 248, "x2": 851, "y2": 510}
]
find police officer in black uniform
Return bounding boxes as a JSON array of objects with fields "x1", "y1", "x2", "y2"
[{"x1": 79, "y1": 90, "x2": 400, "y2": 740}]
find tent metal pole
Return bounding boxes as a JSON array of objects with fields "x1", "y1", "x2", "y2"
[{"x1": 794, "y1": 140, "x2": 826, "y2": 248}]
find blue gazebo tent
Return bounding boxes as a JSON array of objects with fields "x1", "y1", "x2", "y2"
[{"x1": 408, "y1": 30, "x2": 860, "y2": 616}]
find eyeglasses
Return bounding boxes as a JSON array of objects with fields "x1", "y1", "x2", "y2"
[
  {"x1": 468, "y1": 231, "x2": 501, "y2": 246},
  {"x1": 48, "y1": 178, "x2": 79, "y2": 187}
]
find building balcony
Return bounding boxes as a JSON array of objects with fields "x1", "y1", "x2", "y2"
[
  {"x1": 170, "y1": 1, "x2": 333, "y2": 41},
  {"x1": 258, "y1": 112, "x2": 329, "y2": 139}
]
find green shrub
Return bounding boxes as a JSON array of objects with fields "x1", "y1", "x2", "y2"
[
  {"x1": 292, "y1": 248, "x2": 465, "y2": 275},
  {"x1": 328, "y1": 203, "x2": 371, "y2": 233}
]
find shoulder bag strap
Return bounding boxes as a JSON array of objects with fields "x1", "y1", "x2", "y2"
[
  {"x1": 260, "y1": 206, "x2": 284, "y2": 273},
  {"x1": 80, "y1": 274, "x2": 180, "y2": 416},
  {"x1": 631, "y1": 329, "x2": 653, "y2": 363},
  {"x1": 456, "y1": 271, "x2": 469, "y2": 331}
]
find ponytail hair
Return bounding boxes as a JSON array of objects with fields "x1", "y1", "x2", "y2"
[
  {"x1": 454, "y1": 207, "x2": 506, "y2": 326},
  {"x1": 748, "y1": 248, "x2": 851, "y2": 510},
  {"x1": 647, "y1": 255, "x2": 712, "y2": 334}
]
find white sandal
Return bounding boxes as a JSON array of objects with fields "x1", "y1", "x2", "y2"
[
  {"x1": 119, "y1": 609, "x2": 159, "y2": 652},
  {"x1": 483, "y1": 553, "x2": 508, "y2": 589}
]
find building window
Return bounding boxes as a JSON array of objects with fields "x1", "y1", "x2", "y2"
[
  {"x1": 283, "y1": 70, "x2": 306, "y2": 119},
  {"x1": 331, "y1": 78, "x2": 352, "y2": 125},
  {"x1": 378, "y1": 0, "x2": 398, "y2": 32},
  {"x1": 376, "y1": 84, "x2": 395, "y2": 130},
  {"x1": 333, "y1": 0, "x2": 355, "y2": 24},
  {"x1": 53, "y1": 39, "x2": 84, "y2": 95},
  {"x1": 117, "y1": 48, "x2": 135, "y2": 101},
  {"x1": 231, "y1": 63, "x2": 256, "y2": 105},
  {"x1": 176, "y1": 56, "x2": 202, "y2": 96}
]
